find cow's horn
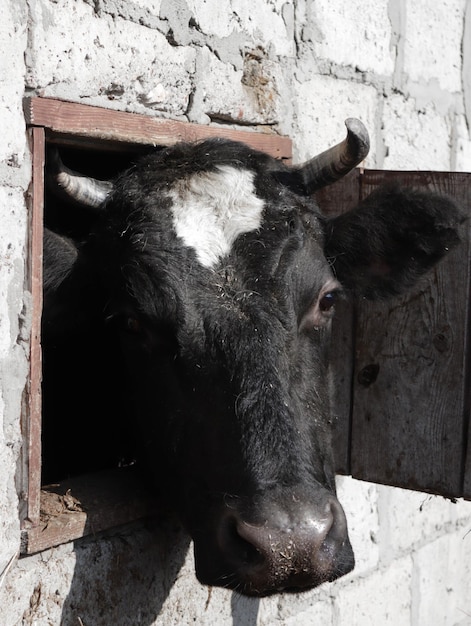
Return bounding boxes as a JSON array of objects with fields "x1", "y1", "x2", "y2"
[
  {"x1": 47, "y1": 147, "x2": 113, "y2": 209},
  {"x1": 292, "y1": 118, "x2": 370, "y2": 193}
]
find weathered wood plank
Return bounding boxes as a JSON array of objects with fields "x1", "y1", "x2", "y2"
[
  {"x1": 21, "y1": 127, "x2": 45, "y2": 527},
  {"x1": 24, "y1": 97, "x2": 292, "y2": 161},
  {"x1": 351, "y1": 170, "x2": 471, "y2": 498},
  {"x1": 316, "y1": 169, "x2": 361, "y2": 474},
  {"x1": 21, "y1": 469, "x2": 156, "y2": 555}
]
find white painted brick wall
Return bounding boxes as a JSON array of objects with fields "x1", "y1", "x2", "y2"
[{"x1": 1, "y1": 0, "x2": 471, "y2": 624}]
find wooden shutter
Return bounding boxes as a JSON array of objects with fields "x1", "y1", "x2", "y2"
[{"x1": 324, "y1": 170, "x2": 471, "y2": 500}]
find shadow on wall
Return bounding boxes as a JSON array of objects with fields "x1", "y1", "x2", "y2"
[
  {"x1": 59, "y1": 514, "x2": 189, "y2": 626},
  {"x1": 231, "y1": 593, "x2": 260, "y2": 626},
  {"x1": 59, "y1": 514, "x2": 260, "y2": 625}
]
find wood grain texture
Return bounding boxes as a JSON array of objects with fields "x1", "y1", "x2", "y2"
[
  {"x1": 316, "y1": 170, "x2": 362, "y2": 474},
  {"x1": 351, "y1": 170, "x2": 471, "y2": 498},
  {"x1": 21, "y1": 469, "x2": 156, "y2": 555},
  {"x1": 22, "y1": 127, "x2": 45, "y2": 527},
  {"x1": 24, "y1": 97, "x2": 292, "y2": 161}
]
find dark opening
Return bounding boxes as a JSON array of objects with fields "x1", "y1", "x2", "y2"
[{"x1": 41, "y1": 141, "x2": 154, "y2": 484}]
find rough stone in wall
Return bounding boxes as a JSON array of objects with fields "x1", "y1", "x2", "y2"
[
  {"x1": 25, "y1": 0, "x2": 295, "y2": 126},
  {"x1": 22, "y1": 0, "x2": 471, "y2": 169},
  {"x1": 26, "y1": 0, "x2": 196, "y2": 117},
  {"x1": 188, "y1": 46, "x2": 289, "y2": 125}
]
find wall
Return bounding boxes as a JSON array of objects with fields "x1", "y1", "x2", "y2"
[{"x1": 1, "y1": 0, "x2": 471, "y2": 624}]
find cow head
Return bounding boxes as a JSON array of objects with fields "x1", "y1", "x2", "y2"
[{"x1": 44, "y1": 122, "x2": 463, "y2": 596}]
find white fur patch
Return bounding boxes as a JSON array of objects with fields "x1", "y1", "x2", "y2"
[{"x1": 167, "y1": 166, "x2": 265, "y2": 268}]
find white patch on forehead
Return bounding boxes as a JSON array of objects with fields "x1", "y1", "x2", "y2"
[{"x1": 167, "y1": 165, "x2": 265, "y2": 268}]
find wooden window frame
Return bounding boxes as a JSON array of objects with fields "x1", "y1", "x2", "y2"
[
  {"x1": 21, "y1": 97, "x2": 293, "y2": 555},
  {"x1": 21, "y1": 97, "x2": 470, "y2": 555}
]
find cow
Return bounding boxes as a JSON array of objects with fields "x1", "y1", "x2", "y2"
[{"x1": 42, "y1": 120, "x2": 463, "y2": 597}]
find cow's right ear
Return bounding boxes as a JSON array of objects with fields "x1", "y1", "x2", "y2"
[{"x1": 323, "y1": 185, "x2": 465, "y2": 299}]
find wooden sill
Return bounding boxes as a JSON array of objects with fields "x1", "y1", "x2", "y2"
[{"x1": 20, "y1": 467, "x2": 156, "y2": 555}]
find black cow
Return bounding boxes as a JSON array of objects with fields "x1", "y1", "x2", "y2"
[{"x1": 42, "y1": 121, "x2": 463, "y2": 596}]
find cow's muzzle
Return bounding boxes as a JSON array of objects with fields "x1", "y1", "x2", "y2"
[{"x1": 192, "y1": 488, "x2": 354, "y2": 596}]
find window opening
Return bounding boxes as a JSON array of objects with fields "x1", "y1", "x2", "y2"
[{"x1": 21, "y1": 97, "x2": 293, "y2": 554}]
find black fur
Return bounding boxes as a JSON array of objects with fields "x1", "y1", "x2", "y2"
[
  {"x1": 325, "y1": 184, "x2": 464, "y2": 298},
  {"x1": 42, "y1": 138, "x2": 464, "y2": 596}
]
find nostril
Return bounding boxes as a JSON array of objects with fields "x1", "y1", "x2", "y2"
[
  {"x1": 317, "y1": 497, "x2": 354, "y2": 580},
  {"x1": 323, "y1": 496, "x2": 348, "y2": 544},
  {"x1": 218, "y1": 515, "x2": 264, "y2": 569}
]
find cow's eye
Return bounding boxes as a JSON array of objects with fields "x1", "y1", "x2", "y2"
[
  {"x1": 299, "y1": 282, "x2": 343, "y2": 332},
  {"x1": 125, "y1": 317, "x2": 142, "y2": 334},
  {"x1": 319, "y1": 291, "x2": 338, "y2": 313}
]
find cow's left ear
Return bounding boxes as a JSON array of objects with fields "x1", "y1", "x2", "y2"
[{"x1": 323, "y1": 185, "x2": 466, "y2": 299}]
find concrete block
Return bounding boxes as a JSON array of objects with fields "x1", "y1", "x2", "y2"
[
  {"x1": 257, "y1": 576, "x2": 335, "y2": 625},
  {"x1": 449, "y1": 495, "x2": 471, "y2": 527},
  {"x1": 272, "y1": 597, "x2": 334, "y2": 626},
  {"x1": 453, "y1": 114, "x2": 471, "y2": 172},
  {"x1": 309, "y1": 0, "x2": 394, "y2": 75},
  {"x1": 403, "y1": 0, "x2": 464, "y2": 94},
  {"x1": 2, "y1": 543, "x2": 76, "y2": 626},
  {"x1": 293, "y1": 75, "x2": 379, "y2": 166},
  {"x1": 0, "y1": 205, "x2": 30, "y2": 626},
  {"x1": 0, "y1": 2, "x2": 28, "y2": 165},
  {"x1": 186, "y1": 0, "x2": 295, "y2": 57},
  {"x1": 0, "y1": 188, "x2": 27, "y2": 359},
  {"x1": 189, "y1": 47, "x2": 288, "y2": 125},
  {"x1": 336, "y1": 477, "x2": 381, "y2": 576},
  {"x1": 382, "y1": 93, "x2": 451, "y2": 170},
  {"x1": 26, "y1": 0, "x2": 195, "y2": 117},
  {"x1": 335, "y1": 555, "x2": 413, "y2": 625},
  {"x1": 413, "y1": 529, "x2": 471, "y2": 626},
  {"x1": 375, "y1": 485, "x2": 464, "y2": 561}
]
